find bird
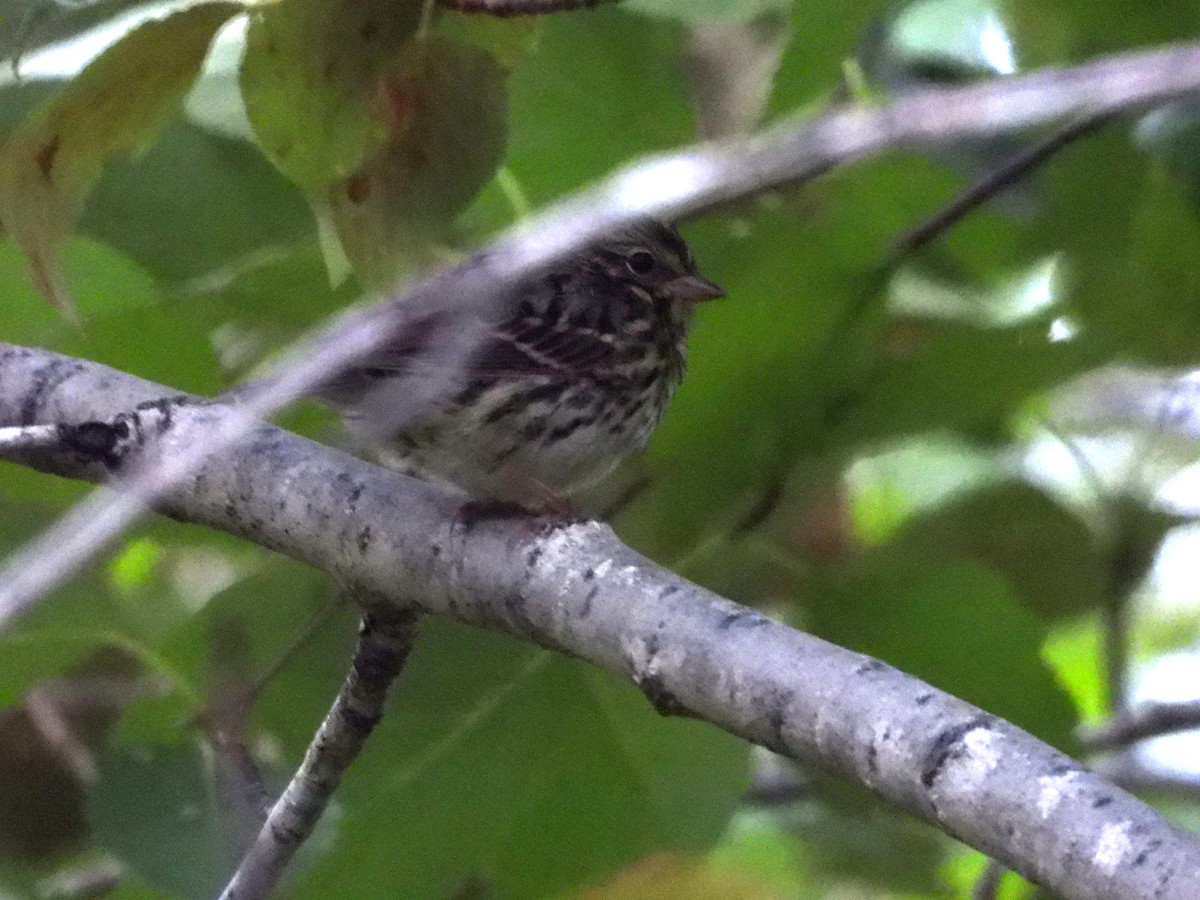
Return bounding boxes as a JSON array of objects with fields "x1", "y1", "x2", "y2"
[{"x1": 318, "y1": 221, "x2": 724, "y2": 510}]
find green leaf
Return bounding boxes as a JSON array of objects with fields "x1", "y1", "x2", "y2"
[
  {"x1": 327, "y1": 37, "x2": 509, "y2": 287},
  {"x1": 831, "y1": 323, "x2": 1097, "y2": 447},
  {"x1": 892, "y1": 482, "x2": 1108, "y2": 621},
  {"x1": 0, "y1": 1, "x2": 244, "y2": 313},
  {"x1": 435, "y1": 8, "x2": 541, "y2": 71},
  {"x1": 811, "y1": 555, "x2": 1078, "y2": 750},
  {"x1": 286, "y1": 621, "x2": 749, "y2": 899},
  {"x1": 239, "y1": 0, "x2": 422, "y2": 195},
  {"x1": 240, "y1": 2, "x2": 508, "y2": 287},
  {"x1": 88, "y1": 743, "x2": 239, "y2": 900},
  {"x1": 506, "y1": 7, "x2": 694, "y2": 204}
]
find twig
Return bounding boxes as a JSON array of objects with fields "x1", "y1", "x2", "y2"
[
  {"x1": 0, "y1": 424, "x2": 66, "y2": 452},
  {"x1": 890, "y1": 112, "x2": 1115, "y2": 260},
  {"x1": 1101, "y1": 586, "x2": 1132, "y2": 713},
  {"x1": 24, "y1": 685, "x2": 99, "y2": 785},
  {"x1": 218, "y1": 610, "x2": 420, "y2": 900},
  {"x1": 192, "y1": 591, "x2": 346, "y2": 731},
  {"x1": 435, "y1": 0, "x2": 615, "y2": 14},
  {"x1": 1095, "y1": 753, "x2": 1200, "y2": 800},
  {"x1": 1081, "y1": 699, "x2": 1200, "y2": 751},
  {"x1": 5, "y1": 42, "x2": 1200, "y2": 627},
  {"x1": 971, "y1": 859, "x2": 1006, "y2": 900}
]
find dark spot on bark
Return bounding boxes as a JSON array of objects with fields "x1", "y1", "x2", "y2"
[
  {"x1": 855, "y1": 659, "x2": 886, "y2": 676},
  {"x1": 357, "y1": 525, "x2": 372, "y2": 554},
  {"x1": 1092, "y1": 795, "x2": 1113, "y2": 809},
  {"x1": 658, "y1": 584, "x2": 679, "y2": 600},
  {"x1": 638, "y1": 673, "x2": 688, "y2": 717},
  {"x1": 915, "y1": 692, "x2": 934, "y2": 706},
  {"x1": 430, "y1": 544, "x2": 442, "y2": 559},
  {"x1": 866, "y1": 740, "x2": 878, "y2": 776},
  {"x1": 1049, "y1": 763, "x2": 1076, "y2": 776},
  {"x1": 920, "y1": 716, "x2": 995, "y2": 789},
  {"x1": 503, "y1": 593, "x2": 533, "y2": 635},
  {"x1": 765, "y1": 689, "x2": 795, "y2": 747},
  {"x1": 582, "y1": 567, "x2": 595, "y2": 581},
  {"x1": 580, "y1": 585, "x2": 598, "y2": 618},
  {"x1": 21, "y1": 357, "x2": 83, "y2": 425},
  {"x1": 1134, "y1": 839, "x2": 1160, "y2": 869},
  {"x1": 62, "y1": 420, "x2": 124, "y2": 468},
  {"x1": 525, "y1": 546, "x2": 542, "y2": 568},
  {"x1": 644, "y1": 632, "x2": 660, "y2": 660},
  {"x1": 717, "y1": 609, "x2": 768, "y2": 630},
  {"x1": 338, "y1": 702, "x2": 382, "y2": 735},
  {"x1": 717, "y1": 610, "x2": 746, "y2": 630}
]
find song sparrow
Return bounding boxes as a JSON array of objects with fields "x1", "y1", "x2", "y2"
[{"x1": 320, "y1": 221, "x2": 724, "y2": 508}]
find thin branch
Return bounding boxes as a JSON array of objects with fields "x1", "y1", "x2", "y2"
[
  {"x1": 219, "y1": 609, "x2": 420, "y2": 900},
  {"x1": 1081, "y1": 699, "x2": 1200, "y2": 751},
  {"x1": 971, "y1": 859, "x2": 1006, "y2": 900},
  {"x1": 5, "y1": 345, "x2": 1200, "y2": 900},
  {"x1": 889, "y1": 112, "x2": 1114, "y2": 261},
  {"x1": 192, "y1": 591, "x2": 346, "y2": 731},
  {"x1": 1101, "y1": 585, "x2": 1133, "y2": 713},
  {"x1": 6, "y1": 42, "x2": 1200, "y2": 626},
  {"x1": 0, "y1": 423, "x2": 62, "y2": 451},
  {"x1": 1095, "y1": 753, "x2": 1200, "y2": 800},
  {"x1": 436, "y1": 0, "x2": 616, "y2": 13},
  {"x1": 24, "y1": 685, "x2": 99, "y2": 784}
]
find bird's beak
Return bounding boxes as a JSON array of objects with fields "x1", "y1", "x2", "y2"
[{"x1": 665, "y1": 274, "x2": 726, "y2": 303}]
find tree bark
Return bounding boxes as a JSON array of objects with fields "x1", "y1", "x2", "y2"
[{"x1": 1, "y1": 342, "x2": 1198, "y2": 900}]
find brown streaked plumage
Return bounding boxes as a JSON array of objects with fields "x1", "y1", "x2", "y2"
[{"x1": 320, "y1": 222, "x2": 723, "y2": 507}]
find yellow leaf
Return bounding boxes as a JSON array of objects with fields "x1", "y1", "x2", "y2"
[{"x1": 0, "y1": 1, "x2": 245, "y2": 317}]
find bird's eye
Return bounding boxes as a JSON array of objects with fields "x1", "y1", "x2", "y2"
[{"x1": 626, "y1": 249, "x2": 656, "y2": 275}]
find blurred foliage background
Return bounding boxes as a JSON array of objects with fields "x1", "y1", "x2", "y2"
[{"x1": 2, "y1": 0, "x2": 1200, "y2": 897}]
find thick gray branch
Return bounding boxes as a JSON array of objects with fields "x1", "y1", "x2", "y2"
[
  {"x1": 6, "y1": 40, "x2": 1200, "y2": 617},
  {"x1": 2, "y1": 343, "x2": 1199, "y2": 900}
]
